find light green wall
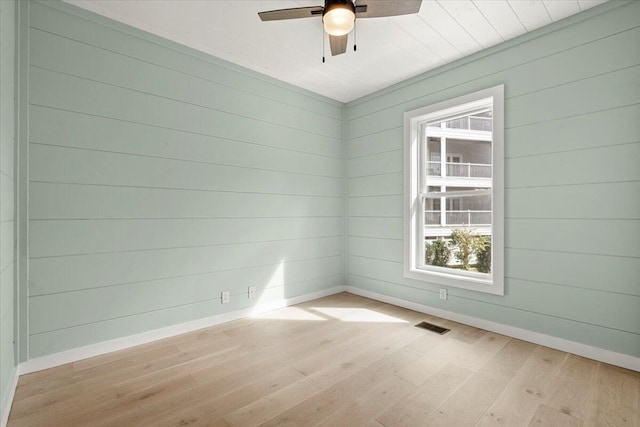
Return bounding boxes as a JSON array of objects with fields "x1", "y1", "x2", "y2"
[
  {"x1": 19, "y1": 0, "x2": 640, "y2": 363},
  {"x1": 344, "y1": 1, "x2": 640, "y2": 357},
  {"x1": 0, "y1": 0, "x2": 17, "y2": 415},
  {"x1": 26, "y1": 0, "x2": 344, "y2": 358}
]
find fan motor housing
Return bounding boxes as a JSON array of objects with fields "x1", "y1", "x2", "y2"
[{"x1": 323, "y1": 0, "x2": 356, "y2": 17}]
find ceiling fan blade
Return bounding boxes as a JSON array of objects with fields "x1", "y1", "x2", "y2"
[
  {"x1": 355, "y1": 0, "x2": 422, "y2": 18},
  {"x1": 258, "y1": 6, "x2": 323, "y2": 21},
  {"x1": 329, "y1": 34, "x2": 348, "y2": 56}
]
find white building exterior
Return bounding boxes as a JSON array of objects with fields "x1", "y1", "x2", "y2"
[{"x1": 424, "y1": 112, "x2": 493, "y2": 239}]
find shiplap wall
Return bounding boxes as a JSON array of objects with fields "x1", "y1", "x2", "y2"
[
  {"x1": 27, "y1": 1, "x2": 343, "y2": 358},
  {"x1": 21, "y1": 0, "x2": 640, "y2": 363},
  {"x1": 345, "y1": 1, "x2": 640, "y2": 357},
  {"x1": 0, "y1": 0, "x2": 16, "y2": 414}
]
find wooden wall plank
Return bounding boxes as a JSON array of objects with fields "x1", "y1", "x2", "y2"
[
  {"x1": 29, "y1": 183, "x2": 343, "y2": 220},
  {"x1": 29, "y1": 236, "x2": 342, "y2": 295},
  {"x1": 29, "y1": 1, "x2": 342, "y2": 119},
  {"x1": 29, "y1": 107, "x2": 343, "y2": 178},
  {"x1": 348, "y1": 174, "x2": 403, "y2": 197},
  {"x1": 29, "y1": 144, "x2": 341, "y2": 197},
  {"x1": 29, "y1": 217, "x2": 342, "y2": 258},
  {"x1": 28, "y1": 28, "x2": 342, "y2": 139},
  {"x1": 29, "y1": 67, "x2": 341, "y2": 159},
  {"x1": 506, "y1": 182, "x2": 640, "y2": 219}
]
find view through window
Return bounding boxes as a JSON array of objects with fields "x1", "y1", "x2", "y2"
[{"x1": 404, "y1": 86, "x2": 504, "y2": 295}]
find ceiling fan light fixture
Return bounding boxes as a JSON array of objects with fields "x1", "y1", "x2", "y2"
[{"x1": 323, "y1": 1, "x2": 355, "y2": 36}]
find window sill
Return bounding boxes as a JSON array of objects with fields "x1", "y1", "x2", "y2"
[{"x1": 404, "y1": 266, "x2": 504, "y2": 295}]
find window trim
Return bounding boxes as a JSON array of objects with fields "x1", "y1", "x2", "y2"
[{"x1": 403, "y1": 85, "x2": 504, "y2": 296}]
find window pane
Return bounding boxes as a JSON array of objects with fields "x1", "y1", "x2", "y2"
[
  {"x1": 445, "y1": 117, "x2": 468, "y2": 129},
  {"x1": 441, "y1": 195, "x2": 491, "y2": 226},
  {"x1": 470, "y1": 116, "x2": 492, "y2": 131},
  {"x1": 426, "y1": 138, "x2": 441, "y2": 176},
  {"x1": 423, "y1": 106, "x2": 493, "y2": 275},
  {"x1": 443, "y1": 194, "x2": 491, "y2": 210},
  {"x1": 425, "y1": 195, "x2": 491, "y2": 226},
  {"x1": 445, "y1": 139, "x2": 492, "y2": 177}
]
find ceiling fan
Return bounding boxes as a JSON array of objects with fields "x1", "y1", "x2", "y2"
[{"x1": 258, "y1": 0, "x2": 423, "y2": 57}]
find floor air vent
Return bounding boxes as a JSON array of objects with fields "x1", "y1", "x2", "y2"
[{"x1": 415, "y1": 321, "x2": 450, "y2": 335}]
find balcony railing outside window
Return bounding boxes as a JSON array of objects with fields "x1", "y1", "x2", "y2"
[
  {"x1": 428, "y1": 115, "x2": 492, "y2": 131},
  {"x1": 426, "y1": 161, "x2": 492, "y2": 178},
  {"x1": 425, "y1": 210, "x2": 491, "y2": 226},
  {"x1": 470, "y1": 117, "x2": 492, "y2": 131},
  {"x1": 426, "y1": 162, "x2": 441, "y2": 176},
  {"x1": 425, "y1": 211, "x2": 441, "y2": 225}
]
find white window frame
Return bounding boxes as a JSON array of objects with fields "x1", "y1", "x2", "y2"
[{"x1": 403, "y1": 85, "x2": 504, "y2": 295}]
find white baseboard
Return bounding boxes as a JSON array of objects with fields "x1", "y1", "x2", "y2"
[
  {"x1": 1, "y1": 366, "x2": 19, "y2": 427},
  {"x1": 344, "y1": 286, "x2": 640, "y2": 372},
  {"x1": 8, "y1": 283, "x2": 637, "y2": 423},
  {"x1": 20, "y1": 286, "x2": 346, "y2": 375}
]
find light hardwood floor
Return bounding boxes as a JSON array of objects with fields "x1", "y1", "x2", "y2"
[{"x1": 8, "y1": 293, "x2": 640, "y2": 426}]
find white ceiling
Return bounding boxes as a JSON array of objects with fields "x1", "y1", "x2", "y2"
[{"x1": 64, "y1": 0, "x2": 608, "y2": 103}]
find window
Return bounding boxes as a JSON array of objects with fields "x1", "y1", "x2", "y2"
[{"x1": 403, "y1": 85, "x2": 504, "y2": 295}]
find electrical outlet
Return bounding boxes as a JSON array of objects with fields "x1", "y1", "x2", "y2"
[
  {"x1": 221, "y1": 290, "x2": 230, "y2": 304},
  {"x1": 248, "y1": 286, "x2": 256, "y2": 299},
  {"x1": 439, "y1": 288, "x2": 447, "y2": 300}
]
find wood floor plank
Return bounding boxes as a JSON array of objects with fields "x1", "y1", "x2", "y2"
[
  {"x1": 13, "y1": 344, "x2": 181, "y2": 401},
  {"x1": 95, "y1": 365, "x2": 305, "y2": 427},
  {"x1": 13, "y1": 364, "x2": 74, "y2": 388},
  {"x1": 528, "y1": 404, "x2": 584, "y2": 427},
  {"x1": 12, "y1": 338, "x2": 250, "y2": 423},
  {"x1": 10, "y1": 345, "x2": 183, "y2": 417},
  {"x1": 421, "y1": 339, "x2": 536, "y2": 426},
  {"x1": 139, "y1": 366, "x2": 306, "y2": 427},
  {"x1": 223, "y1": 328, "x2": 423, "y2": 426},
  {"x1": 442, "y1": 320, "x2": 488, "y2": 345},
  {"x1": 9, "y1": 385, "x2": 117, "y2": 427},
  {"x1": 377, "y1": 363, "x2": 473, "y2": 427},
  {"x1": 96, "y1": 297, "x2": 382, "y2": 426},
  {"x1": 395, "y1": 330, "x2": 510, "y2": 386},
  {"x1": 16, "y1": 374, "x2": 197, "y2": 427},
  {"x1": 191, "y1": 322, "x2": 365, "y2": 386},
  {"x1": 545, "y1": 354, "x2": 600, "y2": 423},
  {"x1": 72, "y1": 327, "x2": 231, "y2": 372},
  {"x1": 113, "y1": 343, "x2": 243, "y2": 398},
  {"x1": 291, "y1": 323, "x2": 404, "y2": 376},
  {"x1": 8, "y1": 293, "x2": 636, "y2": 427},
  {"x1": 313, "y1": 367, "x2": 415, "y2": 427},
  {"x1": 255, "y1": 346, "x2": 421, "y2": 427},
  {"x1": 585, "y1": 363, "x2": 640, "y2": 426},
  {"x1": 476, "y1": 345, "x2": 568, "y2": 426}
]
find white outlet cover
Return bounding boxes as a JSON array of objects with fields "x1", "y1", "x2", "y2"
[{"x1": 221, "y1": 291, "x2": 230, "y2": 304}]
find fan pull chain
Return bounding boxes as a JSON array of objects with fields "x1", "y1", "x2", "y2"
[
  {"x1": 354, "y1": 19, "x2": 357, "y2": 52},
  {"x1": 322, "y1": 24, "x2": 326, "y2": 63}
]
